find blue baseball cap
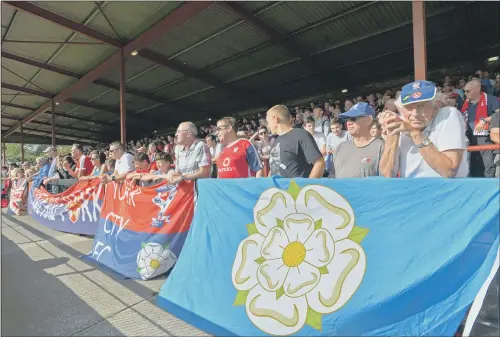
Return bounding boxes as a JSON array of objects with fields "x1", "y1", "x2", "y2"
[
  {"x1": 400, "y1": 80, "x2": 436, "y2": 105},
  {"x1": 338, "y1": 102, "x2": 375, "y2": 119}
]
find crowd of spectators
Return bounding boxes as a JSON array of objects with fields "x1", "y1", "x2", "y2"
[{"x1": 2, "y1": 69, "x2": 499, "y2": 195}]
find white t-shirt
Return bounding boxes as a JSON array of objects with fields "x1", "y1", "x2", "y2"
[
  {"x1": 326, "y1": 131, "x2": 350, "y2": 153},
  {"x1": 313, "y1": 132, "x2": 326, "y2": 152},
  {"x1": 115, "y1": 152, "x2": 134, "y2": 176},
  {"x1": 398, "y1": 106, "x2": 469, "y2": 178}
]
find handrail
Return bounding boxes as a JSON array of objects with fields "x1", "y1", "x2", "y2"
[{"x1": 467, "y1": 144, "x2": 500, "y2": 152}]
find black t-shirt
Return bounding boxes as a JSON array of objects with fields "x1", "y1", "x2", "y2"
[{"x1": 269, "y1": 128, "x2": 322, "y2": 178}]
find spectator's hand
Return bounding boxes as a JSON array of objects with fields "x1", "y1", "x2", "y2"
[
  {"x1": 380, "y1": 110, "x2": 410, "y2": 136},
  {"x1": 474, "y1": 120, "x2": 486, "y2": 133},
  {"x1": 131, "y1": 174, "x2": 142, "y2": 182},
  {"x1": 79, "y1": 176, "x2": 89, "y2": 181},
  {"x1": 63, "y1": 162, "x2": 70, "y2": 170},
  {"x1": 100, "y1": 175, "x2": 111, "y2": 185},
  {"x1": 169, "y1": 173, "x2": 183, "y2": 185},
  {"x1": 42, "y1": 178, "x2": 50, "y2": 185}
]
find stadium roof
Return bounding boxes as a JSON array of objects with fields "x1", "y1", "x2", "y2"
[{"x1": 1, "y1": 1, "x2": 499, "y2": 144}]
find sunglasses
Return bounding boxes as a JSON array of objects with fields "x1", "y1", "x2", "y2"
[{"x1": 346, "y1": 116, "x2": 364, "y2": 122}]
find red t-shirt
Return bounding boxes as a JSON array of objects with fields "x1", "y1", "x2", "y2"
[
  {"x1": 217, "y1": 139, "x2": 262, "y2": 179},
  {"x1": 76, "y1": 155, "x2": 94, "y2": 177}
]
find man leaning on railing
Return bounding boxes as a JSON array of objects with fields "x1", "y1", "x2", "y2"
[{"x1": 379, "y1": 80, "x2": 469, "y2": 178}]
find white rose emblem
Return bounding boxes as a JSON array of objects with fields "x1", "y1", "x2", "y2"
[
  {"x1": 231, "y1": 182, "x2": 368, "y2": 335},
  {"x1": 137, "y1": 242, "x2": 177, "y2": 280}
]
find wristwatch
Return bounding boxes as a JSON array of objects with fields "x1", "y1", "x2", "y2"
[
  {"x1": 111, "y1": 176, "x2": 116, "y2": 182},
  {"x1": 416, "y1": 138, "x2": 431, "y2": 148}
]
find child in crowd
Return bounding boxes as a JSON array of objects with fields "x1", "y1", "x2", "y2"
[
  {"x1": 105, "y1": 159, "x2": 115, "y2": 175},
  {"x1": 140, "y1": 152, "x2": 175, "y2": 184},
  {"x1": 126, "y1": 152, "x2": 151, "y2": 183}
]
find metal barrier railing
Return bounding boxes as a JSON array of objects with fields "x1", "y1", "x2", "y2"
[
  {"x1": 46, "y1": 179, "x2": 77, "y2": 194},
  {"x1": 467, "y1": 144, "x2": 500, "y2": 152}
]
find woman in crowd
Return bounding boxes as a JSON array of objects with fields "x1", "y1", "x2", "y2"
[
  {"x1": 370, "y1": 120, "x2": 383, "y2": 139},
  {"x1": 254, "y1": 127, "x2": 274, "y2": 163},
  {"x1": 79, "y1": 151, "x2": 108, "y2": 181},
  {"x1": 44, "y1": 156, "x2": 76, "y2": 185}
]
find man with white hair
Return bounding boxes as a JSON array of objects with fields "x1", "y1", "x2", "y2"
[
  {"x1": 169, "y1": 121, "x2": 211, "y2": 184},
  {"x1": 379, "y1": 80, "x2": 468, "y2": 178}
]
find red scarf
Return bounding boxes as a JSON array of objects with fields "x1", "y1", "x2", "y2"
[{"x1": 461, "y1": 92, "x2": 489, "y2": 131}]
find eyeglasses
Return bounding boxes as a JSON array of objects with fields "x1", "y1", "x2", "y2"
[{"x1": 216, "y1": 125, "x2": 229, "y2": 131}]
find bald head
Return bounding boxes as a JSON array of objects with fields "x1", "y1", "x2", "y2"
[
  {"x1": 464, "y1": 79, "x2": 482, "y2": 101},
  {"x1": 267, "y1": 105, "x2": 290, "y2": 124}
]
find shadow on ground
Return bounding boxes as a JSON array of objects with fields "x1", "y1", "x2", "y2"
[{"x1": 1, "y1": 234, "x2": 123, "y2": 336}]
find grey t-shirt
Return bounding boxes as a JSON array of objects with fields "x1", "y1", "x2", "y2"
[
  {"x1": 334, "y1": 138, "x2": 385, "y2": 178},
  {"x1": 269, "y1": 128, "x2": 322, "y2": 178}
]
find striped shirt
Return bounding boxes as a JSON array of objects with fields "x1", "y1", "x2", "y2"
[{"x1": 175, "y1": 139, "x2": 211, "y2": 175}]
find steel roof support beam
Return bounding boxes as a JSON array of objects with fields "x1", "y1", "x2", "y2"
[
  {"x1": 3, "y1": 1, "x2": 123, "y2": 47},
  {"x1": 2, "y1": 101, "x2": 120, "y2": 129},
  {"x1": 1, "y1": 82, "x2": 152, "y2": 130},
  {"x1": 51, "y1": 99, "x2": 56, "y2": 147},
  {"x1": 412, "y1": 0, "x2": 427, "y2": 80},
  {"x1": 18, "y1": 127, "x2": 101, "y2": 144},
  {"x1": 6, "y1": 132, "x2": 96, "y2": 145},
  {"x1": 0, "y1": 51, "x2": 200, "y2": 109},
  {"x1": 223, "y1": 2, "x2": 322, "y2": 73},
  {"x1": 1, "y1": 114, "x2": 108, "y2": 135},
  {"x1": 3, "y1": 1, "x2": 215, "y2": 138}
]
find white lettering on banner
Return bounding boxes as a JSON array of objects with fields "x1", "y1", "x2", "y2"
[
  {"x1": 92, "y1": 240, "x2": 111, "y2": 261},
  {"x1": 103, "y1": 212, "x2": 130, "y2": 238},
  {"x1": 116, "y1": 182, "x2": 142, "y2": 207}
]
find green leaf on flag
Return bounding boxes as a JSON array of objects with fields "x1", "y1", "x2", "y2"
[
  {"x1": 141, "y1": 242, "x2": 146, "y2": 248},
  {"x1": 348, "y1": 226, "x2": 369, "y2": 243},
  {"x1": 306, "y1": 307, "x2": 323, "y2": 331},
  {"x1": 318, "y1": 266, "x2": 328, "y2": 275},
  {"x1": 314, "y1": 219, "x2": 322, "y2": 230},
  {"x1": 233, "y1": 290, "x2": 249, "y2": 306},
  {"x1": 276, "y1": 286, "x2": 285, "y2": 300},
  {"x1": 276, "y1": 218, "x2": 284, "y2": 229},
  {"x1": 136, "y1": 267, "x2": 142, "y2": 273},
  {"x1": 287, "y1": 180, "x2": 301, "y2": 200},
  {"x1": 247, "y1": 223, "x2": 258, "y2": 235},
  {"x1": 254, "y1": 256, "x2": 266, "y2": 264},
  {"x1": 163, "y1": 243, "x2": 170, "y2": 250}
]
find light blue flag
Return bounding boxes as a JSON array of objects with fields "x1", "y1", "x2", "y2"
[{"x1": 157, "y1": 178, "x2": 499, "y2": 336}]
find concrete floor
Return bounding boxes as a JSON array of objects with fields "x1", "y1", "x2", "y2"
[{"x1": 1, "y1": 211, "x2": 209, "y2": 337}]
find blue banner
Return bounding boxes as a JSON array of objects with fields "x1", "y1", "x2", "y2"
[
  {"x1": 28, "y1": 180, "x2": 103, "y2": 236},
  {"x1": 157, "y1": 178, "x2": 499, "y2": 336}
]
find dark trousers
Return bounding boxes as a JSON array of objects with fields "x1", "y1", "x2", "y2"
[{"x1": 467, "y1": 134, "x2": 496, "y2": 178}]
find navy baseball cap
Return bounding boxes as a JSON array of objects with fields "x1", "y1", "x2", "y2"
[
  {"x1": 338, "y1": 102, "x2": 375, "y2": 119},
  {"x1": 400, "y1": 80, "x2": 436, "y2": 105}
]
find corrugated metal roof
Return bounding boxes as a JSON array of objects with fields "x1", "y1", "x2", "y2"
[
  {"x1": 1, "y1": 58, "x2": 41, "y2": 80},
  {"x1": 209, "y1": 44, "x2": 294, "y2": 82},
  {"x1": 91, "y1": 91, "x2": 136, "y2": 107},
  {"x1": 256, "y1": 1, "x2": 363, "y2": 35},
  {"x1": 1, "y1": 4, "x2": 16, "y2": 27},
  {"x1": 49, "y1": 42, "x2": 116, "y2": 74},
  {"x1": 30, "y1": 70, "x2": 78, "y2": 93},
  {"x1": 70, "y1": 83, "x2": 111, "y2": 101},
  {"x1": 6, "y1": 9, "x2": 73, "y2": 41},
  {"x1": 155, "y1": 77, "x2": 212, "y2": 101},
  {"x1": 33, "y1": 1, "x2": 98, "y2": 23},
  {"x1": 149, "y1": 3, "x2": 240, "y2": 58},
  {"x1": 1, "y1": 41, "x2": 60, "y2": 64},
  {"x1": 172, "y1": 20, "x2": 269, "y2": 69},
  {"x1": 85, "y1": 1, "x2": 182, "y2": 42},
  {"x1": 10, "y1": 95, "x2": 49, "y2": 108},
  {"x1": 237, "y1": 1, "x2": 274, "y2": 13},
  {"x1": 129, "y1": 66, "x2": 184, "y2": 92},
  {"x1": 180, "y1": 87, "x2": 232, "y2": 107},
  {"x1": 124, "y1": 97, "x2": 161, "y2": 112}
]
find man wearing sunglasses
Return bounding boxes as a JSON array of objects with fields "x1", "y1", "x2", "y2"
[
  {"x1": 216, "y1": 117, "x2": 263, "y2": 178},
  {"x1": 334, "y1": 102, "x2": 385, "y2": 178},
  {"x1": 379, "y1": 80, "x2": 468, "y2": 178}
]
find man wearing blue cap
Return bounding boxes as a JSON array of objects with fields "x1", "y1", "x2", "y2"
[
  {"x1": 333, "y1": 102, "x2": 385, "y2": 178},
  {"x1": 379, "y1": 80, "x2": 468, "y2": 178}
]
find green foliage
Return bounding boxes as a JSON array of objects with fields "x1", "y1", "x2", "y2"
[{"x1": 3, "y1": 143, "x2": 73, "y2": 164}]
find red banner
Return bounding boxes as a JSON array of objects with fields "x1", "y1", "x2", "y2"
[{"x1": 8, "y1": 178, "x2": 27, "y2": 215}]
